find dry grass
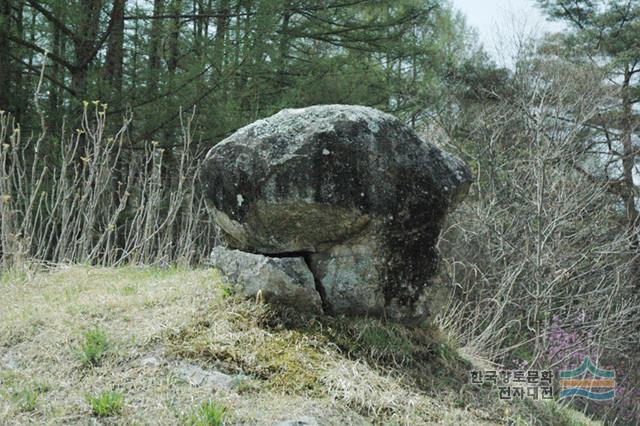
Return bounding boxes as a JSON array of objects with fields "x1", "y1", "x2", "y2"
[{"x1": 0, "y1": 266, "x2": 601, "y2": 425}]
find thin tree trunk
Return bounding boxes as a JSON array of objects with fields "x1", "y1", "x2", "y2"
[
  {"x1": 48, "y1": 17, "x2": 61, "y2": 113},
  {"x1": 167, "y1": 0, "x2": 182, "y2": 74},
  {"x1": 72, "y1": 0, "x2": 102, "y2": 97},
  {"x1": 14, "y1": 0, "x2": 24, "y2": 122},
  {"x1": 203, "y1": 0, "x2": 211, "y2": 45},
  {"x1": 277, "y1": 0, "x2": 291, "y2": 87},
  {"x1": 0, "y1": 0, "x2": 11, "y2": 112},
  {"x1": 105, "y1": 0, "x2": 125, "y2": 96},
  {"x1": 621, "y1": 64, "x2": 640, "y2": 293},
  {"x1": 621, "y1": 65, "x2": 638, "y2": 245},
  {"x1": 193, "y1": 0, "x2": 202, "y2": 57},
  {"x1": 147, "y1": 0, "x2": 164, "y2": 95},
  {"x1": 213, "y1": 0, "x2": 229, "y2": 101},
  {"x1": 47, "y1": 1, "x2": 66, "y2": 130},
  {"x1": 213, "y1": 0, "x2": 229, "y2": 73},
  {"x1": 236, "y1": 0, "x2": 252, "y2": 94},
  {"x1": 164, "y1": 0, "x2": 183, "y2": 186}
]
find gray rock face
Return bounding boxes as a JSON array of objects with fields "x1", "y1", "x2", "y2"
[
  {"x1": 273, "y1": 417, "x2": 319, "y2": 426},
  {"x1": 210, "y1": 246, "x2": 322, "y2": 314},
  {"x1": 173, "y1": 361, "x2": 238, "y2": 391},
  {"x1": 202, "y1": 105, "x2": 471, "y2": 324}
]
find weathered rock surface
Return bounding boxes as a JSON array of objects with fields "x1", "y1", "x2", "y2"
[
  {"x1": 173, "y1": 360, "x2": 239, "y2": 391},
  {"x1": 202, "y1": 105, "x2": 471, "y2": 324},
  {"x1": 210, "y1": 246, "x2": 322, "y2": 314},
  {"x1": 273, "y1": 417, "x2": 319, "y2": 426}
]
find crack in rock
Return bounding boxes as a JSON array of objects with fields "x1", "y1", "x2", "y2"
[{"x1": 302, "y1": 253, "x2": 333, "y2": 316}]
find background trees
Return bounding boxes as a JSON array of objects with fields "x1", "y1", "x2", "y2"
[
  {"x1": 0, "y1": 0, "x2": 484, "y2": 145},
  {"x1": 0, "y1": 0, "x2": 487, "y2": 268},
  {"x1": 537, "y1": 0, "x2": 640, "y2": 247},
  {"x1": 434, "y1": 3, "x2": 640, "y2": 422}
]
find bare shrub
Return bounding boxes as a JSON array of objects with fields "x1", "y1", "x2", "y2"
[
  {"x1": 435, "y1": 49, "x2": 640, "y2": 423},
  {"x1": 0, "y1": 103, "x2": 217, "y2": 268}
]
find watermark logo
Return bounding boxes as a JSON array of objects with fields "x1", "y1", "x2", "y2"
[
  {"x1": 470, "y1": 369, "x2": 554, "y2": 400},
  {"x1": 559, "y1": 356, "x2": 615, "y2": 401}
]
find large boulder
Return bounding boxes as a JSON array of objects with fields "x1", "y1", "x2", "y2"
[{"x1": 202, "y1": 105, "x2": 471, "y2": 324}]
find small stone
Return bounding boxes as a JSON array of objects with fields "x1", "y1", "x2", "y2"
[
  {"x1": 1, "y1": 352, "x2": 20, "y2": 370},
  {"x1": 273, "y1": 416, "x2": 319, "y2": 426},
  {"x1": 174, "y1": 361, "x2": 236, "y2": 391},
  {"x1": 140, "y1": 356, "x2": 160, "y2": 368}
]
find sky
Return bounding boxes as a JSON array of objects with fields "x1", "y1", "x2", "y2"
[{"x1": 450, "y1": 0, "x2": 565, "y2": 67}]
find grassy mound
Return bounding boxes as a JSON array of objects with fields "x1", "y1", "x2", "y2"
[{"x1": 0, "y1": 266, "x2": 600, "y2": 425}]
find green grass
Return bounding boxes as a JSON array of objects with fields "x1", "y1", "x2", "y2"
[
  {"x1": 185, "y1": 401, "x2": 227, "y2": 426},
  {"x1": 78, "y1": 328, "x2": 109, "y2": 366},
  {"x1": 12, "y1": 387, "x2": 39, "y2": 412},
  {"x1": 0, "y1": 266, "x2": 31, "y2": 285},
  {"x1": 4, "y1": 377, "x2": 51, "y2": 413},
  {"x1": 88, "y1": 390, "x2": 124, "y2": 417},
  {"x1": 219, "y1": 284, "x2": 234, "y2": 299},
  {"x1": 0, "y1": 266, "x2": 604, "y2": 425},
  {"x1": 350, "y1": 319, "x2": 414, "y2": 360},
  {"x1": 121, "y1": 285, "x2": 138, "y2": 295}
]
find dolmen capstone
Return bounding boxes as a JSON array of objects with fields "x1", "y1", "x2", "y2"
[{"x1": 202, "y1": 105, "x2": 471, "y2": 324}]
